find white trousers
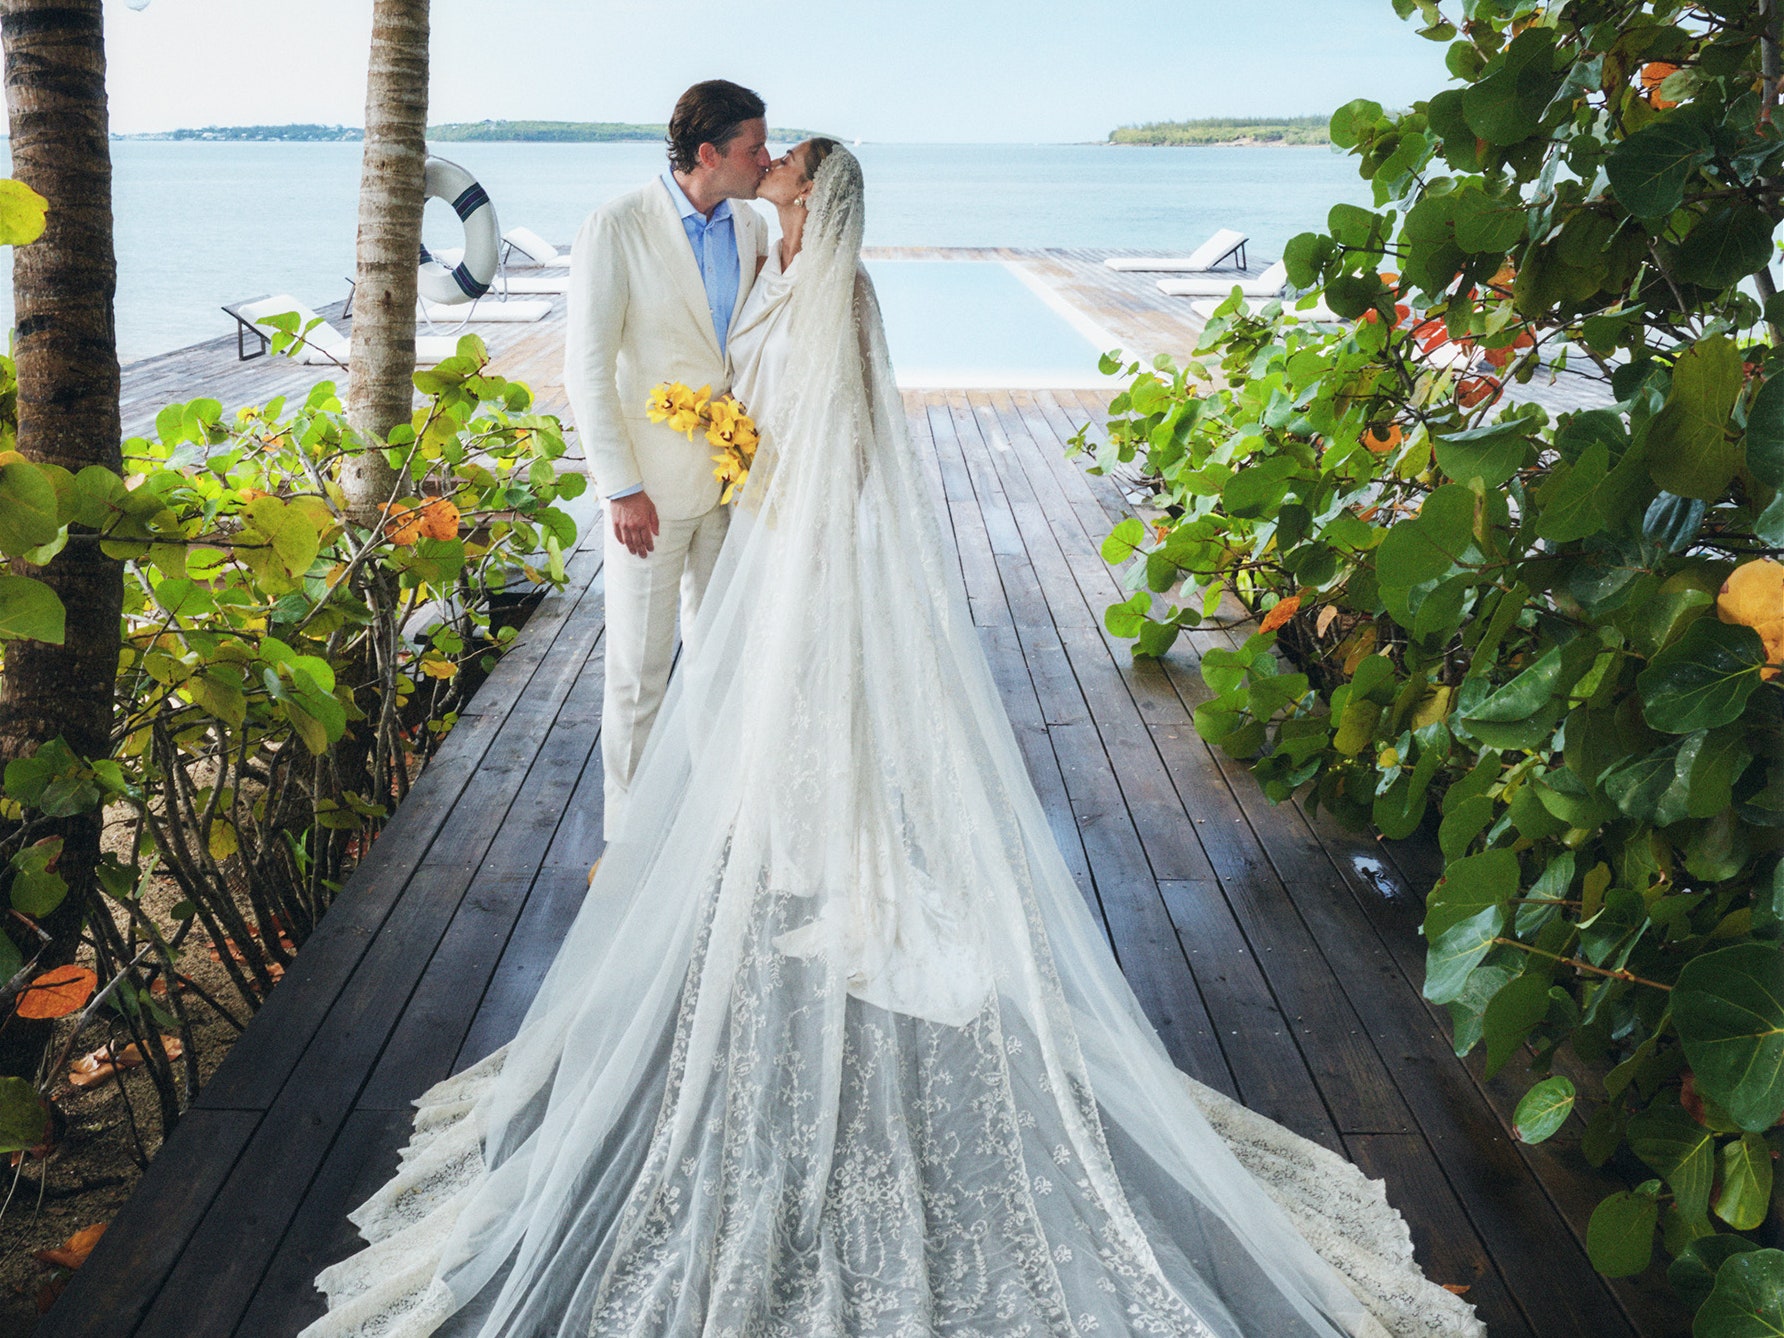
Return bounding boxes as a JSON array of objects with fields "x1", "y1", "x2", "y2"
[{"x1": 600, "y1": 503, "x2": 729, "y2": 842}]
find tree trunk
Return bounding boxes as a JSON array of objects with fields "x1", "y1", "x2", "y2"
[
  {"x1": 343, "y1": 0, "x2": 430, "y2": 525},
  {"x1": 0, "y1": 0, "x2": 122, "y2": 1069}
]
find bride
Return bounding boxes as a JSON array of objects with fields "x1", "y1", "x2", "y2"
[{"x1": 300, "y1": 143, "x2": 1483, "y2": 1338}]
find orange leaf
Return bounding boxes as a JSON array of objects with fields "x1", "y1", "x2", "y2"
[
  {"x1": 1441, "y1": 1283, "x2": 1472, "y2": 1295},
  {"x1": 33, "y1": 1222, "x2": 105, "y2": 1272},
  {"x1": 381, "y1": 501, "x2": 423, "y2": 546},
  {"x1": 1641, "y1": 61, "x2": 1679, "y2": 109},
  {"x1": 1458, "y1": 376, "x2": 1502, "y2": 409},
  {"x1": 16, "y1": 965, "x2": 97, "y2": 1020},
  {"x1": 1259, "y1": 594, "x2": 1302, "y2": 635},
  {"x1": 418, "y1": 497, "x2": 460, "y2": 542},
  {"x1": 1363, "y1": 423, "x2": 1403, "y2": 455}
]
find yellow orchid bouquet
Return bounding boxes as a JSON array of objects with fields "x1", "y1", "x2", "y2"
[{"x1": 646, "y1": 381, "x2": 761, "y2": 505}]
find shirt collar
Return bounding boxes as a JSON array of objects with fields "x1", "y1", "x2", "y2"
[{"x1": 661, "y1": 171, "x2": 733, "y2": 226}]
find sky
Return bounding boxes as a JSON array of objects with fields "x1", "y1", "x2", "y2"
[{"x1": 102, "y1": 0, "x2": 1454, "y2": 142}]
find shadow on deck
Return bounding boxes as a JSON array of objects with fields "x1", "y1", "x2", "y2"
[{"x1": 44, "y1": 252, "x2": 1665, "y2": 1337}]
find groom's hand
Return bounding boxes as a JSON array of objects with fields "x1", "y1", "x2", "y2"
[{"x1": 610, "y1": 491, "x2": 660, "y2": 558}]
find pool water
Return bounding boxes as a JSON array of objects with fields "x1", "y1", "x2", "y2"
[{"x1": 863, "y1": 259, "x2": 1120, "y2": 389}]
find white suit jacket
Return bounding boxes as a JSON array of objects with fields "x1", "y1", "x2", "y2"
[{"x1": 563, "y1": 180, "x2": 768, "y2": 520}]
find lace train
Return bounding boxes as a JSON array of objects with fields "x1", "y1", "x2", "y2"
[{"x1": 307, "y1": 1045, "x2": 1481, "y2": 1338}]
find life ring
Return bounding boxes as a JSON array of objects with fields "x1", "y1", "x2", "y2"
[{"x1": 418, "y1": 156, "x2": 499, "y2": 305}]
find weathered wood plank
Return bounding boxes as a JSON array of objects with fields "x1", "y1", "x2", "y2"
[
  {"x1": 34, "y1": 1111, "x2": 261, "y2": 1338},
  {"x1": 233, "y1": 1109, "x2": 411, "y2": 1337}
]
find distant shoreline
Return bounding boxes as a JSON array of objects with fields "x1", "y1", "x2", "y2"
[
  {"x1": 1107, "y1": 117, "x2": 1331, "y2": 147},
  {"x1": 113, "y1": 120, "x2": 833, "y2": 144}
]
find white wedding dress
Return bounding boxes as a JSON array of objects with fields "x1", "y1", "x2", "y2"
[{"x1": 300, "y1": 151, "x2": 1484, "y2": 1338}]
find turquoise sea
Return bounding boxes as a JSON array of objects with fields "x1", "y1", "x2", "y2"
[{"x1": 1, "y1": 140, "x2": 1375, "y2": 364}]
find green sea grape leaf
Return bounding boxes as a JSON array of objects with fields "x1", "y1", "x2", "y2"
[
  {"x1": 1638, "y1": 619, "x2": 1765, "y2": 734},
  {"x1": 1587, "y1": 1187, "x2": 1659, "y2": 1277},
  {"x1": 0, "y1": 1077, "x2": 45, "y2": 1156},
  {"x1": 1605, "y1": 120, "x2": 1712, "y2": 219},
  {"x1": 1376, "y1": 484, "x2": 1477, "y2": 587},
  {"x1": 1693, "y1": 1248, "x2": 1784, "y2": 1338},
  {"x1": 243, "y1": 495, "x2": 322, "y2": 578},
  {"x1": 1715, "y1": 1134, "x2": 1774, "y2": 1231},
  {"x1": 1647, "y1": 335, "x2": 1743, "y2": 501},
  {"x1": 1628, "y1": 1104, "x2": 1714, "y2": 1225},
  {"x1": 1669, "y1": 1236, "x2": 1764, "y2": 1313},
  {"x1": 1439, "y1": 794, "x2": 1495, "y2": 861},
  {"x1": 0, "y1": 575, "x2": 65, "y2": 645},
  {"x1": 1534, "y1": 442, "x2": 1610, "y2": 542},
  {"x1": 1423, "y1": 903, "x2": 1506, "y2": 1005},
  {"x1": 0, "y1": 456, "x2": 60, "y2": 553},
  {"x1": 1514, "y1": 1075, "x2": 1576, "y2": 1144},
  {"x1": 1748, "y1": 374, "x2": 1784, "y2": 490},
  {"x1": 1424, "y1": 847, "x2": 1520, "y2": 943},
  {"x1": 1436, "y1": 418, "x2": 1531, "y2": 489},
  {"x1": 1682, "y1": 725, "x2": 1754, "y2": 820},
  {"x1": 1675, "y1": 943, "x2": 1784, "y2": 1132},
  {"x1": 1675, "y1": 205, "x2": 1777, "y2": 291},
  {"x1": 1482, "y1": 971, "x2": 1549, "y2": 1078},
  {"x1": 1602, "y1": 740, "x2": 1685, "y2": 822}
]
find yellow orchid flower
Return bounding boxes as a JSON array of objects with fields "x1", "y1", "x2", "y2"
[{"x1": 645, "y1": 380, "x2": 689, "y2": 424}]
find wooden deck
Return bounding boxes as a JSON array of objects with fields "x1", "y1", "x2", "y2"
[{"x1": 43, "y1": 252, "x2": 1664, "y2": 1336}]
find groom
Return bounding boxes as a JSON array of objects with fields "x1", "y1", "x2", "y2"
[{"x1": 564, "y1": 80, "x2": 771, "y2": 844}]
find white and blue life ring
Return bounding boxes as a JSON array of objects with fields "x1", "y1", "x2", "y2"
[{"x1": 418, "y1": 156, "x2": 499, "y2": 306}]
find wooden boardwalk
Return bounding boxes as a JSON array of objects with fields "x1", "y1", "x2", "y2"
[{"x1": 43, "y1": 253, "x2": 1666, "y2": 1336}]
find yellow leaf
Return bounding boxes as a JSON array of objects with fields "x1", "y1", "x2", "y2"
[
  {"x1": 0, "y1": 179, "x2": 47, "y2": 247},
  {"x1": 208, "y1": 821, "x2": 239, "y2": 861},
  {"x1": 420, "y1": 658, "x2": 458, "y2": 679}
]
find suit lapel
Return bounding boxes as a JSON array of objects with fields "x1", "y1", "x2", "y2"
[{"x1": 646, "y1": 180, "x2": 722, "y2": 361}]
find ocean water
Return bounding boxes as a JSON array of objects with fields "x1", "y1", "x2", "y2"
[{"x1": 0, "y1": 140, "x2": 1374, "y2": 364}]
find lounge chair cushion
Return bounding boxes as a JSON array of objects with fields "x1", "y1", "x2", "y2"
[
  {"x1": 1157, "y1": 260, "x2": 1289, "y2": 298},
  {"x1": 1103, "y1": 227, "x2": 1248, "y2": 273},
  {"x1": 504, "y1": 226, "x2": 567, "y2": 266}
]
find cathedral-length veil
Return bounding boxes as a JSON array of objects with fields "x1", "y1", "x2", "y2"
[{"x1": 302, "y1": 151, "x2": 1483, "y2": 1338}]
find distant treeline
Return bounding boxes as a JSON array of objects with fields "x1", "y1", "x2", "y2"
[
  {"x1": 1109, "y1": 116, "x2": 1330, "y2": 146},
  {"x1": 122, "y1": 124, "x2": 362, "y2": 142},
  {"x1": 431, "y1": 121, "x2": 827, "y2": 143},
  {"x1": 119, "y1": 121, "x2": 830, "y2": 145}
]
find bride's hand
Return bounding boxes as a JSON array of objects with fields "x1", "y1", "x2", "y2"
[{"x1": 610, "y1": 491, "x2": 660, "y2": 558}]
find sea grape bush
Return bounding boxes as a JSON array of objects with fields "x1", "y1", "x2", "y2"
[
  {"x1": 1077, "y1": 0, "x2": 1784, "y2": 1322},
  {"x1": 0, "y1": 335, "x2": 580, "y2": 1149}
]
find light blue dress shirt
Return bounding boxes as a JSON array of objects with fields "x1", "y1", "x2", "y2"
[
  {"x1": 662, "y1": 171, "x2": 740, "y2": 356},
  {"x1": 609, "y1": 174, "x2": 743, "y2": 503}
]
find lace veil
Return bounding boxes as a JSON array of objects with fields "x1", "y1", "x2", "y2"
[{"x1": 302, "y1": 150, "x2": 1483, "y2": 1338}]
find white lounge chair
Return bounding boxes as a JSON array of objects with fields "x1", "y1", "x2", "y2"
[
  {"x1": 1105, "y1": 228, "x2": 1248, "y2": 273},
  {"x1": 223, "y1": 294, "x2": 468, "y2": 367},
  {"x1": 501, "y1": 226, "x2": 570, "y2": 268},
  {"x1": 421, "y1": 297, "x2": 553, "y2": 324},
  {"x1": 1158, "y1": 260, "x2": 1290, "y2": 299}
]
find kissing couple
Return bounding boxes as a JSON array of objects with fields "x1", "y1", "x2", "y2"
[{"x1": 299, "y1": 79, "x2": 1484, "y2": 1338}]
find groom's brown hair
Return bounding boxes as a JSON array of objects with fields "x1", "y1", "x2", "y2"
[{"x1": 667, "y1": 80, "x2": 766, "y2": 174}]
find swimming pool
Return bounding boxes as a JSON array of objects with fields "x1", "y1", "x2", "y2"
[{"x1": 863, "y1": 259, "x2": 1121, "y2": 390}]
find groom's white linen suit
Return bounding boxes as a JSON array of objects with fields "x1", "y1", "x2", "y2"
[{"x1": 564, "y1": 178, "x2": 767, "y2": 840}]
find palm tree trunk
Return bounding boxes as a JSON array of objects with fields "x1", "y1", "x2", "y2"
[
  {"x1": 0, "y1": 0, "x2": 122, "y2": 1065},
  {"x1": 343, "y1": 0, "x2": 430, "y2": 524}
]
